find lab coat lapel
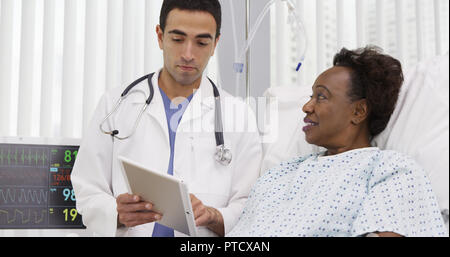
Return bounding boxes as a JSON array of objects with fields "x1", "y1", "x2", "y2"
[
  {"x1": 179, "y1": 75, "x2": 215, "y2": 127},
  {"x1": 143, "y1": 71, "x2": 170, "y2": 143}
]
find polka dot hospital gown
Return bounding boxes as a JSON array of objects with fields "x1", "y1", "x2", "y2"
[{"x1": 228, "y1": 147, "x2": 448, "y2": 237}]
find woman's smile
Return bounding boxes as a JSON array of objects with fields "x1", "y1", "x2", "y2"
[{"x1": 303, "y1": 118, "x2": 319, "y2": 132}]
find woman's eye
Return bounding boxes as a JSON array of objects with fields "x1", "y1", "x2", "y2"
[
  {"x1": 310, "y1": 94, "x2": 326, "y2": 100},
  {"x1": 317, "y1": 93, "x2": 326, "y2": 100}
]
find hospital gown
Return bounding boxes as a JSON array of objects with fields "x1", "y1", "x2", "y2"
[{"x1": 228, "y1": 147, "x2": 448, "y2": 237}]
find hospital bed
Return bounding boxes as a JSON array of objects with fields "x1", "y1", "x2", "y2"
[{"x1": 260, "y1": 53, "x2": 450, "y2": 232}]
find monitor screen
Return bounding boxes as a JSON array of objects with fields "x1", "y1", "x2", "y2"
[{"x1": 0, "y1": 143, "x2": 85, "y2": 229}]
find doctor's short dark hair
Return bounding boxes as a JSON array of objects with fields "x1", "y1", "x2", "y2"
[
  {"x1": 333, "y1": 46, "x2": 404, "y2": 137},
  {"x1": 159, "y1": 0, "x2": 222, "y2": 39}
]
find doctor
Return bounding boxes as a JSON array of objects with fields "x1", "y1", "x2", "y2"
[{"x1": 71, "y1": 0, "x2": 262, "y2": 237}]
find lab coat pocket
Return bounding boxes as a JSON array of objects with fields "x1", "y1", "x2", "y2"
[{"x1": 189, "y1": 135, "x2": 231, "y2": 202}]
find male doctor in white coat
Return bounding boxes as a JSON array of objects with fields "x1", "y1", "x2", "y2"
[{"x1": 71, "y1": 0, "x2": 262, "y2": 237}]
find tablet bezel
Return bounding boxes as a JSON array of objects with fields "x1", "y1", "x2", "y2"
[{"x1": 118, "y1": 155, "x2": 198, "y2": 237}]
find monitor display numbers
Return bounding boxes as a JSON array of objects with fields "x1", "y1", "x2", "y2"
[
  {"x1": 0, "y1": 143, "x2": 85, "y2": 229},
  {"x1": 51, "y1": 148, "x2": 78, "y2": 168},
  {"x1": 49, "y1": 207, "x2": 81, "y2": 227},
  {"x1": 49, "y1": 187, "x2": 76, "y2": 206}
]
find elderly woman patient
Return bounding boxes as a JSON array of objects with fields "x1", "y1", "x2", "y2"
[{"x1": 228, "y1": 46, "x2": 448, "y2": 237}]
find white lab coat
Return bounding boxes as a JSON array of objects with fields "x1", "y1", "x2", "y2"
[{"x1": 71, "y1": 70, "x2": 262, "y2": 237}]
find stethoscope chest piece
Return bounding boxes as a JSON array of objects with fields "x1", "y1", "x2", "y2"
[{"x1": 215, "y1": 144, "x2": 232, "y2": 166}]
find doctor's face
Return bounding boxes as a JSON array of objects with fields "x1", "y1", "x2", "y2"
[{"x1": 157, "y1": 9, "x2": 220, "y2": 86}]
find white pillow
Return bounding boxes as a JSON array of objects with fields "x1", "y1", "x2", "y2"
[{"x1": 372, "y1": 53, "x2": 449, "y2": 227}]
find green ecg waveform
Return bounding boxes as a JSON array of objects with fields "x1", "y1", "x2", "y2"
[{"x1": 0, "y1": 147, "x2": 48, "y2": 167}]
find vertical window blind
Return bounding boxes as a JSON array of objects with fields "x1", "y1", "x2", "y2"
[
  {"x1": 1, "y1": 0, "x2": 166, "y2": 138},
  {"x1": 1, "y1": 0, "x2": 448, "y2": 139},
  {"x1": 272, "y1": 0, "x2": 449, "y2": 89}
]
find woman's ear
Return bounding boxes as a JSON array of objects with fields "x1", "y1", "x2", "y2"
[{"x1": 351, "y1": 99, "x2": 369, "y2": 125}]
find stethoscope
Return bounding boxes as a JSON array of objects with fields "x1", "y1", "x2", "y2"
[{"x1": 99, "y1": 72, "x2": 232, "y2": 166}]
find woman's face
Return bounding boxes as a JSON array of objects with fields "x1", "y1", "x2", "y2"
[{"x1": 302, "y1": 66, "x2": 358, "y2": 149}]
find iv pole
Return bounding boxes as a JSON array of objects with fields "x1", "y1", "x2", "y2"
[
  {"x1": 245, "y1": 0, "x2": 251, "y2": 100},
  {"x1": 235, "y1": 0, "x2": 306, "y2": 99}
]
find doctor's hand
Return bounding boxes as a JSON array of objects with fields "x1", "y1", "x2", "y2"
[
  {"x1": 116, "y1": 193, "x2": 163, "y2": 228},
  {"x1": 190, "y1": 194, "x2": 225, "y2": 237}
]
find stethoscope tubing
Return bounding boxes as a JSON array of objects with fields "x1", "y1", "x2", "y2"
[{"x1": 100, "y1": 72, "x2": 231, "y2": 165}]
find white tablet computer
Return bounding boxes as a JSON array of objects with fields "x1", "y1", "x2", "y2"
[{"x1": 118, "y1": 156, "x2": 198, "y2": 237}]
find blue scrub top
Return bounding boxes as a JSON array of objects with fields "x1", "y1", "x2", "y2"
[
  {"x1": 158, "y1": 87, "x2": 194, "y2": 175},
  {"x1": 152, "y1": 87, "x2": 195, "y2": 237}
]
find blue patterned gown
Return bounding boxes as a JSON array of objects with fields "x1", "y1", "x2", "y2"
[{"x1": 228, "y1": 147, "x2": 448, "y2": 237}]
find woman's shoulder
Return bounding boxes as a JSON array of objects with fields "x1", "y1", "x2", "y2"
[
  {"x1": 376, "y1": 149, "x2": 422, "y2": 169},
  {"x1": 369, "y1": 149, "x2": 428, "y2": 185}
]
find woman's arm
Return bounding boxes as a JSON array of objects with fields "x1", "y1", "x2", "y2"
[{"x1": 366, "y1": 232, "x2": 403, "y2": 237}]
